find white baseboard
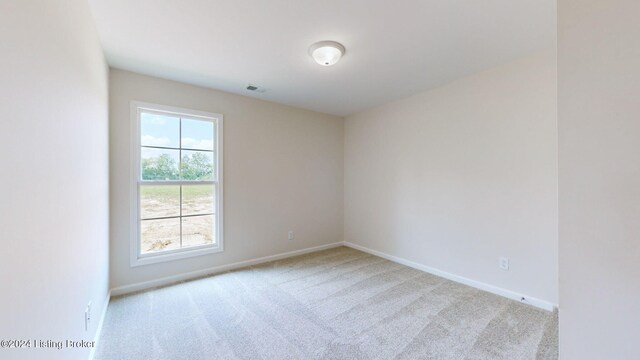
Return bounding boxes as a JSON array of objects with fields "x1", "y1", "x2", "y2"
[
  {"x1": 110, "y1": 240, "x2": 556, "y2": 311},
  {"x1": 110, "y1": 242, "x2": 344, "y2": 297},
  {"x1": 343, "y1": 242, "x2": 556, "y2": 311},
  {"x1": 88, "y1": 290, "x2": 111, "y2": 360}
]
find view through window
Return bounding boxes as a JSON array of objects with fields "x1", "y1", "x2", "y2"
[{"x1": 133, "y1": 104, "x2": 222, "y2": 262}]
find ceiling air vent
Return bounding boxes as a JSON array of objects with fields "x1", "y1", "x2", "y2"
[{"x1": 245, "y1": 84, "x2": 266, "y2": 93}]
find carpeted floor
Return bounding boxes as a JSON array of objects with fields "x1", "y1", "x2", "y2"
[{"x1": 96, "y1": 246, "x2": 558, "y2": 360}]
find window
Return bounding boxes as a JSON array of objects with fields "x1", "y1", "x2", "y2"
[{"x1": 130, "y1": 102, "x2": 223, "y2": 266}]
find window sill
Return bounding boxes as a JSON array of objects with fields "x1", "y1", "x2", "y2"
[{"x1": 131, "y1": 244, "x2": 224, "y2": 267}]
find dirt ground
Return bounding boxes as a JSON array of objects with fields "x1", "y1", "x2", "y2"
[{"x1": 139, "y1": 185, "x2": 216, "y2": 253}]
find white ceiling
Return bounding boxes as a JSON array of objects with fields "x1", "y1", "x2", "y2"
[{"x1": 89, "y1": 0, "x2": 556, "y2": 116}]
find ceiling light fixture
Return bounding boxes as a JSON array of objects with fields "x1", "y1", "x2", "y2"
[{"x1": 308, "y1": 41, "x2": 345, "y2": 66}]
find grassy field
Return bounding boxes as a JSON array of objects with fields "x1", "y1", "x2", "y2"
[{"x1": 140, "y1": 185, "x2": 215, "y2": 253}]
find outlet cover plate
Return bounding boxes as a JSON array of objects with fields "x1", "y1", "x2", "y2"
[{"x1": 499, "y1": 257, "x2": 509, "y2": 271}]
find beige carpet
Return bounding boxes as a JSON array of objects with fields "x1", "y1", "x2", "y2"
[{"x1": 96, "y1": 246, "x2": 558, "y2": 359}]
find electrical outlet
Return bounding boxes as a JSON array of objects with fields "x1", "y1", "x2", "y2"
[
  {"x1": 85, "y1": 302, "x2": 91, "y2": 331},
  {"x1": 288, "y1": 231, "x2": 294, "y2": 241},
  {"x1": 499, "y1": 257, "x2": 509, "y2": 271}
]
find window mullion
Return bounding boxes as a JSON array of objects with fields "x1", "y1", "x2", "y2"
[
  {"x1": 140, "y1": 180, "x2": 216, "y2": 186},
  {"x1": 179, "y1": 116, "x2": 183, "y2": 249},
  {"x1": 179, "y1": 183, "x2": 183, "y2": 249}
]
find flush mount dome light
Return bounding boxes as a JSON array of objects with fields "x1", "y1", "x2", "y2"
[{"x1": 309, "y1": 40, "x2": 345, "y2": 66}]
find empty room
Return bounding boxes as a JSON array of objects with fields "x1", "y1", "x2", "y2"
[{"x1": 1, "y1": 0, "x2": 639, "y2": 359}]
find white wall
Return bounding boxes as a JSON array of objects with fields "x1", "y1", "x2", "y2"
[
  {"x1": 109, "y1": 70, "x2": 344, "y2": 290},
  {"x1": 558, "y1": 0, "x2": 640, "y2": 358},
  {"x1": 0, "y1": 1, "x2": 109, "y2": 359},
  {"x1": 344, "y1": 50, "x2": 558, "y2": 306}
]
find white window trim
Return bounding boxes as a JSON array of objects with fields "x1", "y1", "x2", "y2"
[{"x1": 129, "y1": 101, "x2": 224, "y2": 267}]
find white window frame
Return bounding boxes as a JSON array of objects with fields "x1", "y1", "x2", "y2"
[{"x1": 129, "y1": 101, "x2": 224, "y2": 267}]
